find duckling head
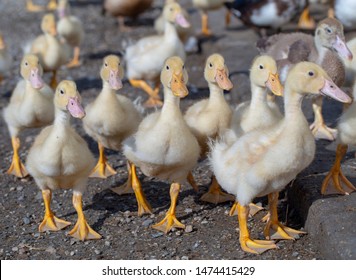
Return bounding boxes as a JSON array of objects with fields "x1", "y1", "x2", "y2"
[
  {"x1": 163, "y1": 2, "x2": 190, "y2": 28},
  {"x1": 161, "y1": 56, "x2": 188, "y2": 98},
  {"x1": 100, "y1": 55, "x2": 123, "y2": 90},
  {"x1": 20, "y1": 54, "x2": 44, "y2": 89},
  {"x1": 204, "y1": 53, "x2": 233, "y2": 91},
  {"x1": 41, "y1": 13, "x2": 57, "y2": 36},
  {"x1": 250, "y1": 55, "x2": 283, "y2": 96},
  {"x1": 287, "y1": 61, "x2": 351, "y2": 103},
  {"x1": 54, "y1": 80, "x2": 85, "y2": 119},
  {"x1": 315, "y1": 18, "x2": 352, "y2": 61}
]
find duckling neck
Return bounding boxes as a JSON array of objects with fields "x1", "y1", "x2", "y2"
[
  {"x1": 314, "y1": 37, "x2": 328, "y2": 64},
  {"x1": 102, "y1": 81, "x2": 117, "y2": 96},
  {"x1": 250, "y1": 83, "x2": 268, "y2": 109},
  {"x1": 161, "y1": 87, "x2": 180, "y2": 115},
  {"x1": 208, "y1": 83, "x2": 225, "y2": 105},
  {"x1": 283, "y1": 89, "x2": 304, "y2": 122},
  {"x1": 54, "y1": 107, "x2": 71, "y2": 127},
  {"x1": 164, "y1": 21, "x2": 179, "y2": 42}
]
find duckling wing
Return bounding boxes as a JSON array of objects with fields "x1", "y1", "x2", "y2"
[
  {"x1": 126, "y1": 35, "x2": 162, "y2": 60},
  {"x1": 30, "y1": 35, "x2": 48, "y2": 57}
]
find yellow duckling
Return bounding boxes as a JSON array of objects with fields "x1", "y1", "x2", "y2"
[
  {"x1": 125, "y1": 2, "x2": 190, "y2": 107},
  {"x1": 26, "y1": 80, "x2": 101, "y2": 241},
  {"x1": 229, "y1": 55, "x2": 283, "y2": 217},
  {"x1": 231, "y1": 55, "x2": 283, "y2": 138},
  {"x1": 210, "y1": 62, "x2": 351, "y2": 254},
  {"x1": 30, "y1": 13, "x2": 70, "y2": 88},
  {"x1": 184, "y1": 53, "x2": 235, "y2": 204},
  {"x1": 103, "y1": 0, "x2": 153, "y2": 31},
  {"x1": 3, "y1": 54, "x2": 54, "y2": 178},
  {"x1": 123, "y1": 56, "x2": 200, "y2": 232},
  {"x1": 83, "y1": 55, "x2": 142, "y2": 183},
  {"x1": 322, "y1": 82, "x2": 356, "y2": 195},
  {"x1": 57, "y1": 0, "x2": 84, "y2": 68},
  {"x1": 26, "y1": 0, "x2": 57, "y2": 12},
  {"x1": 0, "y1": 33, "x2": 11, "y2": 84},
  {"x1": 192, "y1": 0, "x2": 227, "y2": 36}
]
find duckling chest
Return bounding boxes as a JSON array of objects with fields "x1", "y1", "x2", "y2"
[{"x1": 40, "y1": 128, "x2": 93, "y2": 176}]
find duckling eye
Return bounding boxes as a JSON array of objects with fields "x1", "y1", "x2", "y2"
[
  {"x1": 259, "y1": 65, "x2": 264, "y2": 69},
  {"x1": 326, "y1": 28, "x2": 332, "y2": 34},
  {"x1": 166, "y1": 65, "x2": 170, "y2": 70},
  {"x1": 104, "y1": 62, "x2": 108, "y2": 67},
  {"x1": 118, "y1": 62, "x2": 120, "y2": 66},
  {"x1": 308, "y1": 71, "x2": 314, "y2": 77},
  {"x1": 25, "y1": 62, "x2": 28, "y2": 66},
  {"x1": 60, "y1": 89, "x2": 64, "y2": 95},
  {"x1": 182, "y1": 65, "x2": 185, "y2": 69},
  {"x1": 209, "y1": 63, "x2": 213, "y2": 68}
]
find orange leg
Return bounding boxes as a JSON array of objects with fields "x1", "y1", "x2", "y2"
[
  {"x1": 26, "y1": 0, "x2": 45, "y2": 12},
  {"x1": 187, "y1": 171, "x2": 199, "y2": 192},
  {"x1": 237, "y1": 203, "x2": 277, "y2": 254},
  {"x1": 111, "y1": 161, "x2": 134, "y2": 195},
  {"x1": 39, "y1": 189, "x2": 71, "y2": 232},
  {"x1": 229, "y1": 201, "x2": 264, "y2": 217},
  {"x1": 201, "y1": 176, "x2": 235, "y2": 204},
  {"x1": 68, "y1": 193, "x2": 102, "y2": 240},
  {"x1": 50, "y1": 70, "x2": 57, "y2": 89},
  {"x1": 321, "y1": 144, "x2": 356, "y2": 195},
  {"x1": 129, "y1": 79, "x2": 163, "y2": 107},
  {"x1": 90, "y1": 142, "x2": 117, "y2": 178},
  {"x1": 7, "y1": 137, "x2": 28, "y2": 178},
  {"x1": 297, "y1": 7, "x2": 316, "y2": 30},
  {"x1": 310, "y1": 96, "x2": 337, "y2": 141},
  {"x1": 47, "y1": 0, "x2": 57, "y2": 10},
  {"x1": 130, "y1": 163, "x2": 152, "y2": 216},
  {"x1": 201, "y1": 12, "x2": 212, "y2": 36},
  {"x1": 66, "y1": 46, "x2": 81, "y2": 68},
  {"x1": 263, "y1": 192, "x2": 306, "y2": 240},
  {"x1": 152, "y1": 183, "x2": 185, "y2": 233}
]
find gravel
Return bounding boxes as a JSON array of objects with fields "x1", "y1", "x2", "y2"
[{"x1": 0, "y1": 0, "x2": 324, "y2": 260}]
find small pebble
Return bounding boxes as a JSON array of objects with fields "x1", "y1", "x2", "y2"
[
  {"x1": 292, "y1": 252, "x2": 299, "y2": 257},
  {"x1": 16, "y1": 186, "x2": 23, "y2": 191},
  {"x1": 142, "y1": 219, "x2": 153, "y2": 228},
  {"x1": 201, "y1": 220, "x2": 208, "y2": 224},
  {"x1": 45, "y1": 246, "x2": 56, "y2": 254},
  {"x1": 152, "y1": 232, "x2": 164, "y2": 238},
  {"x1": 184, "y1": 225, "x2": 193, "y2": 233},
  {"x1": 184, "y1": 208, "x2": 193, "y2": 214},
  {"x1": 94, "y1": 249, "x2": 101, "y2": 255},
  {"x1": 23, "y1": 217, "x2": 30, "y2": 225},
  {"x1": 12, "y1": 247, "x2": 18, "y2": 252},
  {"x1": 105, "y1": 241, "x2": 111, "y2": 247},
  {"x1": 181, "y1": 256, "x2": 189, "y2": 260},
  {"x1": 70, "y1": 251, "x2": 75, "y2": 256}
]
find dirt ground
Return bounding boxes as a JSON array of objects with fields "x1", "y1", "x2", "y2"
[{"x1": 0, "y1": 0, "x2": 326, "y2": 260}]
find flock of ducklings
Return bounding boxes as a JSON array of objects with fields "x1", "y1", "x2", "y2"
[{"x1": 1, "y1": 0, "x2": 356, "y2": 255}]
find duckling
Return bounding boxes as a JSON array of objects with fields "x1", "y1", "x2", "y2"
[
  {"x1": 30, "y1": 13, "x2": 70, "y2": 88},
  {"x1": 83, "y1": 55, "x2": 142, "y2": 184},
  {"x1": 210, "y1": 62, "x2": 351, "y2": 254},
  {"x1": 26, "y1": 80, "x2": 101, "y2": 241},
  {"x1": 321, "y1": 82, "x2": 356, "y2": 195},
  {"x1": 0, "y1": 33, "x2": 11, "y2": 84},
  {"x1": 125, "y1": 2, "x2": 190, "y2": 107},
  {"x1": 228, "y1": 55, "x2": 283, "y2": 216},
  {"x1": 231, "y1": 55, "x2": 283, "y2": 138},
  {"x1": 192, "y1": 0, "x2": 226, "y2": 36},
  {"x1": 57, "y1": 0, "x2": 84, "y2": 68},
  {"x1": 330, "y1": 0, "x2": 356, "y2": 30},
  {"x1": 103, "y1": 0, "x2": 153, "y2": 31},
  {"x1": 26, "y1": 0, "x2": 57, "y2": 12},
  {"x1": 184, "y1": 53, "x2": 235, "y2": 204},
  {"x1": 3, "y1": 54, "x2": 54, "y2": 178},
  {"x1": 123, "y1": 56, "x2": 200, "y2": 232},
  {"x1": 259, "y1": 17, "x2": 353, "y2": 141},
  {"x1": 225, "y1": 0, "x2": 315, "y2": 34}
]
